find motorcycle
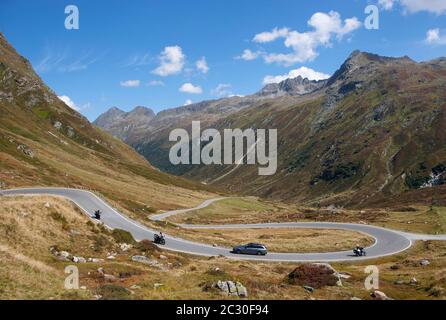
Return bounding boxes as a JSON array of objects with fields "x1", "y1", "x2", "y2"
[
  {"x1": 154, "y1": 234, "x2": 166, "y2": 245},
  {"x1": 353, "y1": 247, "x2": 366, "y2": 257},
  {"x1": 93, "y1": 210, "x2": 101, "y2": 220}
]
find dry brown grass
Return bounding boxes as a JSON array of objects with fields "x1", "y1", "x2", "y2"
[
  {"x1": 166, "y1": 198, "x2": 446, "y2": 235},
  {"x1": 163, "y1": 228, "x2": 374, "y2": 253},
  {"x1": 167, "y1": 197, "x2": 295, "y2": 225},
  {"x1": 1, "y1": 195, "x2": 445, "y2": 300}
]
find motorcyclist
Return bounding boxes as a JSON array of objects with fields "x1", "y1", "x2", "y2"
[
  {"x1": 94, "y1": 210, "x2": 101, "y2": 220},
  {"x1": 354, "y1": 244, "x2": 365, "y2": 256},
  {"x1": 154, "y1": 232, "x2": 165, "y2": 244}
]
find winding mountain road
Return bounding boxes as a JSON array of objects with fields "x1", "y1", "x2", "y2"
[{"x1": 2, "y1": 187, "x2": 445, "y2": 262}]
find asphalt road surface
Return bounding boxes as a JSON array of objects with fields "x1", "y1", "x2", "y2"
[{"x1": 2, "y1": 187, "x2": 445, "y2": 262}]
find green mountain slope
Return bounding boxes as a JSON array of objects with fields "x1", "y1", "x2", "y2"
[
  {"x1": 184, "y1": 52, "x2": 446, "y2": 207},
  {"x1": 97, "y1": 50, "x2": 446, "y2": 207}
]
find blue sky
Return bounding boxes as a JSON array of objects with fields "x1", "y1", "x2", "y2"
[{"x1": 1, "y1": 0, "x2": 445, "y2": 121}]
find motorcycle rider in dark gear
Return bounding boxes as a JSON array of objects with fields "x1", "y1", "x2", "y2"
[{"x1": 93, "y1": 210, "x2": 101, "y2": 220}]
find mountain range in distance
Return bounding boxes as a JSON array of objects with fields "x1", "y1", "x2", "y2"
[{"x1": 94, "y1": 50, "x2": 446, "y2": 208}]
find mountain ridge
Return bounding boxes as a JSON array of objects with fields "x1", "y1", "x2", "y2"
[{"x1": 93, "y1": 50, "x2": 446, "y2": 207}]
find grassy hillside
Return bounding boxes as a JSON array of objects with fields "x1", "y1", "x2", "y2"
[
  {"x1": 1, "y1": 195, "x2": 445, "y2": 300},
  {"x1": 0, "y1": 32, "x2": 219, "y2": 212}
]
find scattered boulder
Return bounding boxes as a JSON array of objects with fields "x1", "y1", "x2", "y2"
[
  {"x1": 235, "y1": 282, "x2": 248, "y2": 298},
  {"x1": 420, "y1": 259, "x2": 430, "y2": 266},
  {"x1": 370, "y1": 290, "x2": 392, "y2": 300},
  {"x1": 0, "y1": 180, "x2": 5, "y2": 189},
  {"x1": 410, "y1": 277, "x2": 418, "y2": 285},
  {"x1": 17, "y1": 144, "x2": 34, "y2": 158},
  {"x1": 154, "y1": 283, "x2": 164, "y2": 290},
  {"x1": 59, "y1": 251, "x2": 71, "y2": 258},
  {"x1": 288, "y1": 263, "x2": 342, "y2": 289},
  {"x1": 97, "y1": 268, "x2": 116, "y2": 282},
  {"x1": 159, "y1": 255, "x2": 167, "y2": 260},
  {"x1": 338, "y1": 272, "x2": 352, "y2": 279},
  {"x1": 44, "y1": 202, "x2": 51, "y2": 208},
  {"x1": 119, "y1": 243, "x2": 132, "y2": 252},
  {"x1": 212, "y1": 280, "x2": 248, "y2": 298},
  {"x1": 132, "y1": 255, "x2": 165, "y2": 270},
  {"x1": 88, "y1": 258, "x2": 105, "y2": 263},
  {"x1": 72, "y1": 256, "x2": 86, "y2": 263},
  {"x1": 49, "y1": 246, "x2": 72, "y2": 261},
  {"x1": 53, "y1": 121, "x2": 62, "y2": 130},
  {"x1": 106, "y1": 252, "x2": 117, "y2": 260},
  {"x1": 303, "y1": 285, "x2": 315, "y2": 293}
]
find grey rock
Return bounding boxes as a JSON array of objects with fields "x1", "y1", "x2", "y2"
[
  {"x1": 420, "y1": 259, "x2": 430, "y2": 266},
  {"x1": 132, "y1": 255, "x2": 165, "y2": 270},
  {"x1": 17, "y1": 144, "x2": 34, "y2": 158},
  {"x1": 303, "y1": 285, "x2": 315, "y2": 293},
  {"x1": 72, "y1": 256, "x2": 86, "y2": 263},
  {"x1": 215, "y1": 280, "x2": 248, "y2": 298},
  {"x1": 371, "y1": 290, "x2": 392, "y2": 300},
  {"x1": 53, "y1": 121, "x2": 62, "y2": 130},
  {"x1": 154, "y1": 283, "x2": 164, "y2": 289}
]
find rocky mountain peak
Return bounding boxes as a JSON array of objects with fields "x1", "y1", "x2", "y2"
[
  {"x1": 257, "y1": 76, "x2": 327, "y2": 98},
  {"x1": 327, "y1": 50, "x2": 415, "y2": 86},
  {"x1": 93, "y1": 107, "x2": 125, "y2": 128},
  {"x1": 93, "y1": 106, "x2": 156, "y2": 139},
  {"x1": 129, "y1": 106, "x2": 156, "y2": 118}
]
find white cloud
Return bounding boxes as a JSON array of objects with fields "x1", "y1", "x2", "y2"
[
  {"x1": 263, "y1": 67, "x2": 331, "y2": 85},
  {"x1": 184, "y1": 99, "x2": 193, "y2": 106},
  {"x1": 179, "y1": 83, "x2": 203, "y2": 94},
  {"x1": 379, "y1": 0, "x2": 446, "y2": 14},
  {"x1": 426, "y1": 28, "x2": 446, "y2": 44},
  {"x1": 236, "y1": 49, "x2": 262, "y2": 61},
  {"x1": 251, "y1": 11, "x2": 361, "y2": 66},
  {"x1": 147, "y1": 80, "x2": 165, "y2": 86},
  {"x1": 58, "y1": 95, "x2": 80, "y2": 111},
  {"x1": 211, "y1": 84, "x2": 233, "y2": 97},
  {"x1": 152, "y1": 46, "x2": 185, "y2": 76},
  {"x1": 379, "y1": 0, "x2": 396, "y2": 10},
  {"x1": 253, "y1": 27, "x2": 290, "y2": 43},
  {"x1": 196, "y1": 56, "x2": 209, "y2": 74},
  {"x1": 401, "y1": 0, "x2": 446, "y2": 14},
  {"x1": 120, "y1": 80, "x2": 140, "y2": 87}
]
